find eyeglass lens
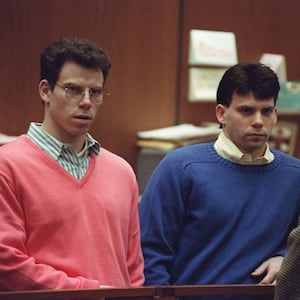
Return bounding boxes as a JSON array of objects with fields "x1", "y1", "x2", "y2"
[{"x1": 56, "y1": 84, "x2": 108, "y2": 104}]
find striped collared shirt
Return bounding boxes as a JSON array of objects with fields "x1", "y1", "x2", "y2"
[
  {"x1": 214, "y1": 130, "x2": 274, "y2": 165},
  {"x1": 27, "y1": 122, "x2": 100, "y2": 179}
]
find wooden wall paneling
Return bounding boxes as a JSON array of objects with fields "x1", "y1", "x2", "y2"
[
  {"x1": 0, "y1": 0, "x2": 43, "y2": 135},
  {"x1": 90, "y1": 0, "x2": 180, "y2": 168},
  {"x1": 179, "y1": 0, "x2": 300, "y2": 129},
  {"x1": 0, "y1": 0, "x2": 180, "y2": 167}
]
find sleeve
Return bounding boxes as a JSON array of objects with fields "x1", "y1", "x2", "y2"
[
  {"x1": 0, "y1": 171, "x2": 100, "y2": 290},
  {"x1": 126, "y1": 178, "x2": 145, "y2": 286},
  {"x1": 274, "y1": 226, "x2": 300, "y2": 299},
  {"x1": 139, "y1": 153, "x2": 185, "y2": 285}
]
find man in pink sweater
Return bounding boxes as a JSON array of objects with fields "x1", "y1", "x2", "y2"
[{"x1": 0, "y1": 38, "x2": 144, "y2": 290}]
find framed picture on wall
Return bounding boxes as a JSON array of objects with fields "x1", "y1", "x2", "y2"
[
  {"x1": 188, "y1": 67, "x2": 227, "y2": 102},
  {"x1": 188, "y1": 29, "x2": 238, "y2": 102},
  {"x1": 189, "y1": 29, "x2": 238, "y2": 66}
]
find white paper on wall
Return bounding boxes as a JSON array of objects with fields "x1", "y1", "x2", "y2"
[
  {"x1": 189, "y1": 29, "x2": 238, "y2": 66},
  {"x1": 260, "y1": 53, "x2": 287, "y2": 82},
  {"x1": 188, "y1": 67, "x2": 227, "y2": 101}
]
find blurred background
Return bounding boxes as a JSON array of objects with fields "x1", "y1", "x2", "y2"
[{"x1": 1, "y1": 0, "x2": 300, "y2": 171}]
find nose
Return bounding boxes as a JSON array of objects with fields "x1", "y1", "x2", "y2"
[
  {"x1": 252, "y1": 112, "x2": 263, "y2": 127},
  {"x1": 79, "y1": 89, "x2": 93, "y2": 106}
]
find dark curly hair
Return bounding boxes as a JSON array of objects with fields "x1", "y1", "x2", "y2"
[{"x1": 40, "y1": 37, "x2": 111, "y2": 88}]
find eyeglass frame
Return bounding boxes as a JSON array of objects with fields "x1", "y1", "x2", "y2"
[{"x1": 55, "y1": 83, "x2": 110, "y2": 104}]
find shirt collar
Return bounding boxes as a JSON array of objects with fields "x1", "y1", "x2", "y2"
[
  {"x1": 27, "y1": 122, "x2": 100, "y2": 159},
  {"x1": 214, "y1": 130, "x2": 274, "y2": 165}
]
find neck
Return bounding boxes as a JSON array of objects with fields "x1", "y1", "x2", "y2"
[{"x1": 41, "y1": 123, "x2": 86, "y2": 154}]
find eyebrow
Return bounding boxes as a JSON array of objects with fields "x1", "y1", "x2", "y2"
[
  {"x1": 62, "y1": 83, "x2": 103, "y2": 88},
  {"x1": 237, "y1": 104, "x2": 275, "y2": 109}
]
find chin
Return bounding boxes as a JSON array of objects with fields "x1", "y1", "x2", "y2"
[{"x1": 70, "y1": 129, "x2": 90, "y2": 137}]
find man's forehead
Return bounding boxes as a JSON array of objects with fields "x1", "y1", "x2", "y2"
[{"x1": 231, "y1": 92, "x2": 275, "y2": 105}]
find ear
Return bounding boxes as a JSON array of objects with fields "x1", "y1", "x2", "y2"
[
  {"x1": 39, "y1": 80, "x2": 52, "y2": 104},
  {"x1": 216, "y1": 104, "x2": 226, "y2": 127}
]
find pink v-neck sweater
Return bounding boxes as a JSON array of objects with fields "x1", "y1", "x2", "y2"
[{"x1": 0, "y1": 135, "x2": 144, "y2": 290}]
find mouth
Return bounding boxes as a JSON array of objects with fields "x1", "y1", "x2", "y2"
[
  {"x1": 72, "y1": 114, "x2": 93, "y2": 127},
  {"x1": 73, "y1": 114, "x2": 92, "y2": 120},
  {"x1": 249, "y1": 133, "x2": 265, "y2": 136},
  {"x1": 247, "y1": 133, "x2": 267, "y2": 140}
]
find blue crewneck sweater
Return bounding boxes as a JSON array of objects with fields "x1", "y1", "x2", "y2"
[{"x1": 139, "y1": 142, "x2": 300, "y2": 299}]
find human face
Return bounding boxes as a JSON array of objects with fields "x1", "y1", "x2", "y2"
[
  {"x1": 216, "y1": 92, "x2": 277, "y2": 158},
  {"x1": 39, "y1": 61, "x2": 104, "y2": 147}
]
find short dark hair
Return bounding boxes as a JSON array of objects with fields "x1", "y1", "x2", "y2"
[
  {"x1": 216, "y1": 63, "x2": 280, "y2": 107},
  {"x1": 40, "y1": 37, "x2": 111, "y2": 88}
]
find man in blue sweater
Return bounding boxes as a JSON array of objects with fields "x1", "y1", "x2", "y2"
[{"x1": 139, "y1": 63, "x2": 300, "y2": 299}]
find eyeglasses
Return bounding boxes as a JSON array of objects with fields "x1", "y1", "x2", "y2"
[{"x1": 55, "y1": 83, "x2": 110, "y2": 104}]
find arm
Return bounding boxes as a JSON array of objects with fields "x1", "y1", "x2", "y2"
[
  {"x1": 127, "y1": 183, "x2": 145, "y2": 286},
  {"x1": 251, "y1": 220, "x2": 300, "y2": 285},
  {"x1": 139, "y1": 154, "x2": 185, "y2": 285}
]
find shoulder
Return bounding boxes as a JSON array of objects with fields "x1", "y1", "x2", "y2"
[
  {"x1": 166, "y1": 142, "x2": 214, "y2": 161},
  {"x1": 0, "y1": 135, "x2": 42, "y2": 180},
  {"x1": 152, "y1": 142, "x2": 216, "y2": 176},
  {"x1": 98, "y1": 147, "x2": 135, "y2": 174},
  {"x1": 272, "y1": 148, "x2": 300, "y2": 169},
  {"x1": 99, "y1": 147, "x2": 131, "y2": 165},
  {"x1": 0, "y1": 135, "x2": 34, "y2": 158}
]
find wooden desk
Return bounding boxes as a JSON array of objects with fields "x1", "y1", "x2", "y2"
[{"x1": 0, "y1": 285, "x2": 275, "y2": 300}]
